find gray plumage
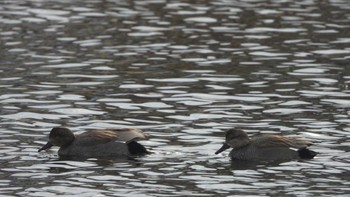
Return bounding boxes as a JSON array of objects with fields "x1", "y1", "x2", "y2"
[
  {"x1": 216, "y1": 129, "x2": 317, "y2": 161},
  {"x1": 38, "y1": 127, "x2": 148, "y2": 158}
]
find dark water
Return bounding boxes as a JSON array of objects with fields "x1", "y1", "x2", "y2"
[{"x1": 1, "y1": 0, "x2": 350, "y2": 196}]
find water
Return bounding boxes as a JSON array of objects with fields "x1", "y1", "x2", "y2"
[{"x1": 1, "y1": 0, "x2": 350, "y2": 196}]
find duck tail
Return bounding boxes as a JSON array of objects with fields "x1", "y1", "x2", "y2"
[
  {"x1": 127, "y1": 141, "x2": 149, "y2": 155},
  {"x1": 298, "y1": 147, "x2": 317, "y2": 159}
]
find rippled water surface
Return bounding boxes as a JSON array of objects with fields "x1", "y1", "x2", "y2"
[{"x1": 1, "y1": 0, "x2": 350, "y2": 196}]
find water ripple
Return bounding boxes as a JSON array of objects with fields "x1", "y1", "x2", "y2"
[{"x1": 1, "y1": 0, "x2": 350, "y2": 196}]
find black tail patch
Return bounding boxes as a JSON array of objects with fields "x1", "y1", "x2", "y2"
[
  {"x1": 127, "y1": 141, "x2": 149, "y2": 155},
  {"x1": 298, "y1": 147, "x2": 317, "y2": 159}
]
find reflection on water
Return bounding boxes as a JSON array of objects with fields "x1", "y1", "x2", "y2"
[{"x1": 1, "y1": 0, "x2": 350, "y2": 196}]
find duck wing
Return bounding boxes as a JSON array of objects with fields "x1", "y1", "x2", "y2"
[
  {"x1": 107, "y1": 128, "x2": 147, "y2": 142},
  {"x1": 252, "y1": 134, "x2": 313, "y2": 149},
  {"x1": 76, "y1": 128, "x2": 147, "y2": 146}
]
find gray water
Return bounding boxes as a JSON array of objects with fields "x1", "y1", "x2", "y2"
[{"x1": 1, "y1": 0, "x2": 350, "y2": 196}]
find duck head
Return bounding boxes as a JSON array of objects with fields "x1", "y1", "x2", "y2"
[
  {"x1": 38, "y1": 127, "x2": 75, "y2": 152},
  {"x1": 215, "y1": 129, "x2": 250, "y2": 154}
]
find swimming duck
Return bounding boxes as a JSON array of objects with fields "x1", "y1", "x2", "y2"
[
  {"x1": 215, "y1": 129, "x2": 317, "y2": 161},
  {"x1": 38, "y1": 127, "x2": 148, "y2": 158}
]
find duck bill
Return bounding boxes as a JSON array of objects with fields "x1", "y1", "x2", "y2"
[
  {"x1": 38, "y1": 142, "x2": 53, "y2": 152},
  {"x1": 215, "y1": 143, "x2": 231, "y2": 154}
]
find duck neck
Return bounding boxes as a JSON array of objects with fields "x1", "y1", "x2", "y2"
[
  {"x1": 59, "y1": 135, "x2": 75, "y2": 149},
  {"x1": 232, "y1": 137, "x2": 250, "y2": 149},
  {"x1": 67, "y1": 136, "x2": 76, "y2": 146}
]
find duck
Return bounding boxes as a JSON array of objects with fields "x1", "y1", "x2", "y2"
[
  {"x1": 38, "y1": 127, "x2": 148, "y2": 158},
  {"x1": 215, "y1": 129, "x2": 317, "y2": 161}
]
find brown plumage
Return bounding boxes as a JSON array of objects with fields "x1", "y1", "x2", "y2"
[
  {"x1": 77, "y1": 128, "x2": 146, "y2": 145},
  {"x1": 252, "y1": 134, "x2": 313, "y2": 149}
]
